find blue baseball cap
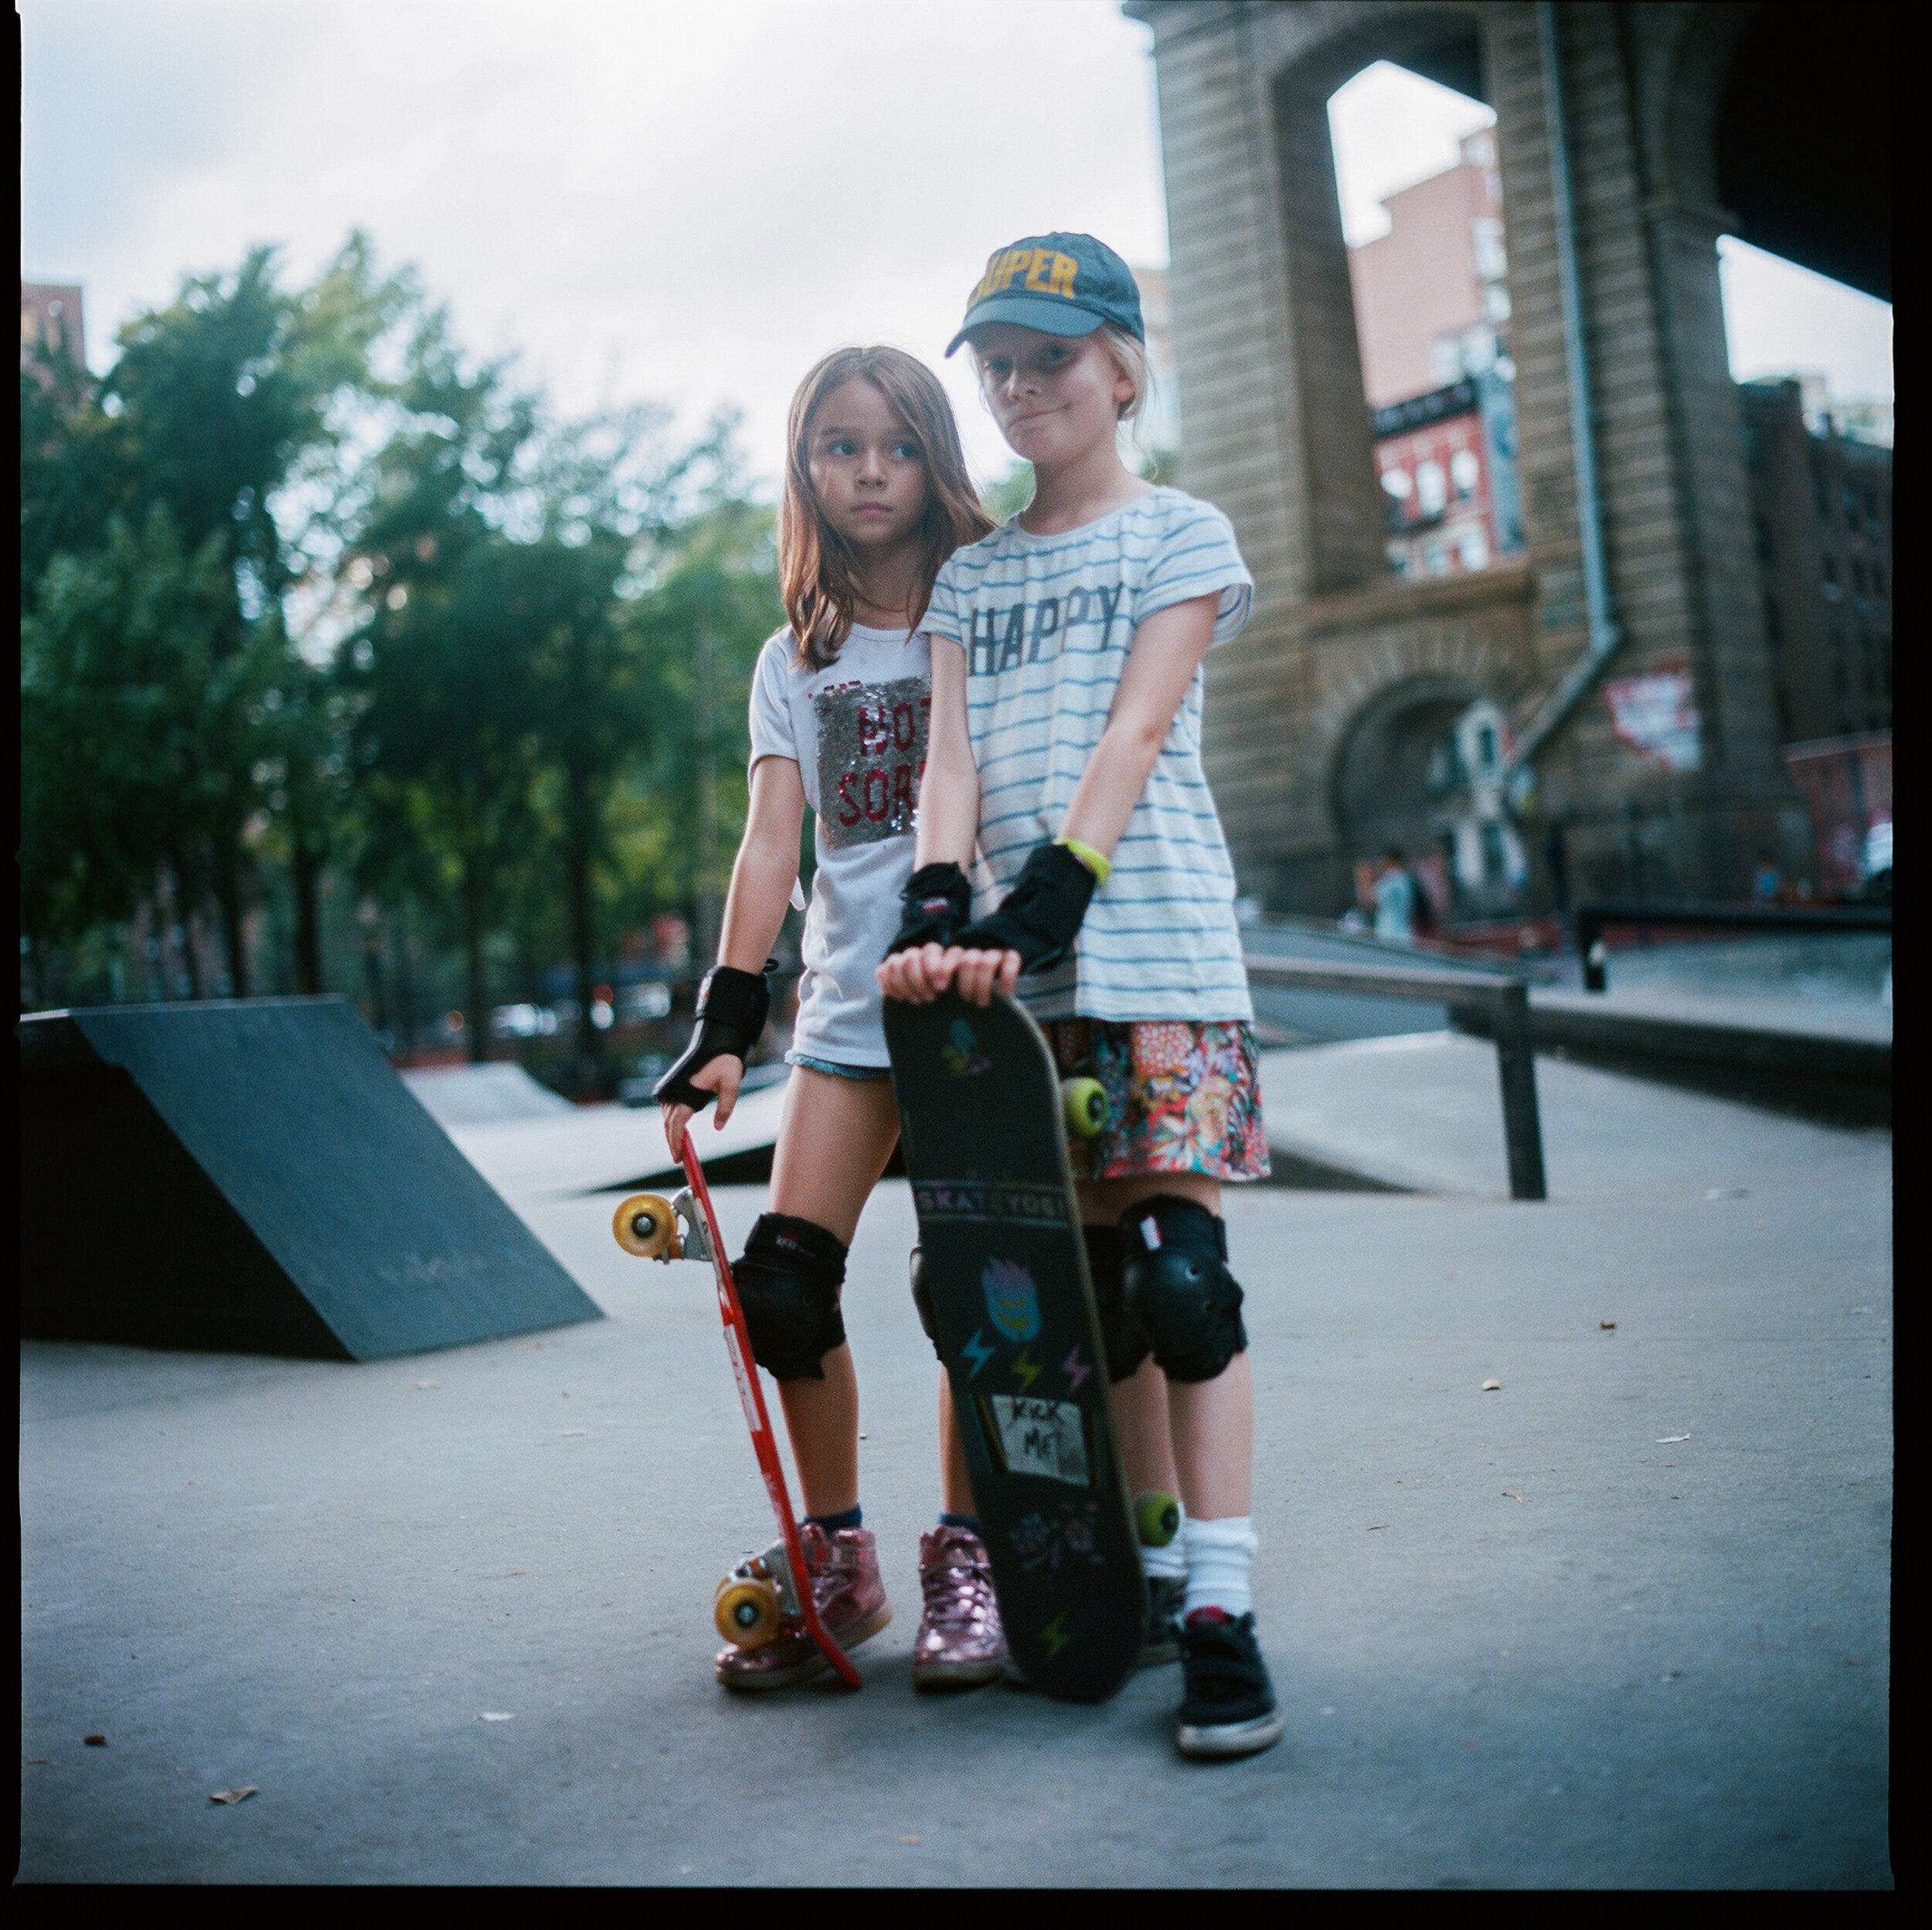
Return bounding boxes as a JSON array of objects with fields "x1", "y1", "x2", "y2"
[{"x1": 945, "y1": 232, "x2": 1145, "y2": 357}]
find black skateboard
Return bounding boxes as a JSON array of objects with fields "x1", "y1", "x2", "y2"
[{"x1": 885, "y1": 987, "x2": 1149, "y2": 1702}]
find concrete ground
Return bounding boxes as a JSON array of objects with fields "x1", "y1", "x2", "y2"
[{"x1": 19, "y1": 1054, "x2": 1891, "y2": 1887}]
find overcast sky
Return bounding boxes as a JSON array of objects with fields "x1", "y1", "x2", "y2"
[{"x1": 22, "y1": 3, "x2": 1892, "y2": 491}]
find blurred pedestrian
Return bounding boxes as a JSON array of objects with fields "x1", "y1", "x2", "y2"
[
  {"x1": 1372, "y1": 844, "x2": 1419, "y2": 943},
  {"x1": 656, "y1": 346, "x2": 992, "y2": 1692},
  {"x1": 879, "y1": 231, "x2": 1281, "y2": 1759}
]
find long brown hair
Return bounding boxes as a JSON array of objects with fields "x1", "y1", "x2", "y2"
[{"x1": 779, "y1": 345, "x2": 993, "y2": 671}]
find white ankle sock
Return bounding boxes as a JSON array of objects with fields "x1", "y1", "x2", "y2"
[
  {"x1": 1182, "y1": 1514, "x2": 1258, "y2": 1618},
  {"x1": 1141, "y1": 1499, "x2": 1188, "y2": 1581}
]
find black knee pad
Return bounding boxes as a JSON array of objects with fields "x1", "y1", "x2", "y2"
[
  {"x1": 1119, "y1": 1196, "x2": 1247, "y2": 1384},
  {"x1": 734, "y1": 1215, "x2": 847, "y2": 1381},
  {"x1": 910, "y1": 1245, "x2": 943, "y2": 1361},
  {"x1": 1083, "y1": 1225, "x2": 1151, "y2": 1384}
]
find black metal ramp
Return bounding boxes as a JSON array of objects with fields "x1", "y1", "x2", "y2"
[{"x1": 20, "y1": 997, "x2": 603, "y2": 1359}]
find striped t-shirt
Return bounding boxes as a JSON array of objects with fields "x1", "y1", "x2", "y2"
[{"x1": 925, "y1": 487, "x2": 1255, "y2": 1024}]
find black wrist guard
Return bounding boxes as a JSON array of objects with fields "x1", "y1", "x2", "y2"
[
  {"x1": 951, "y1": 841, "x2": 1097, "y2": 974},
  {"x1": 885, "y1": 861, "x2": 972, "y2": 957},
  {"x1": 652, "y1": 961, "x2": 774, "y2": 1110}
]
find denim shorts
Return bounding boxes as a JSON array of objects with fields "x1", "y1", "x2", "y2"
[{"x1": 784, "y1": 1050, "x2": 891, "y2": 1082}]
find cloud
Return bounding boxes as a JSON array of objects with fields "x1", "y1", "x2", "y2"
[{"x1": 22, "y1": 0, "x2": 1165, "y2": 484}]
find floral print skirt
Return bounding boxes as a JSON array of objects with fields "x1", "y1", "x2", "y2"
[{"x1": 1043, "y1": 1018, "x2": 1270, "y2": 1183}]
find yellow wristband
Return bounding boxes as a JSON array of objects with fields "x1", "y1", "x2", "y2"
[{"x1": 1055, "y1": 836, "x2": 1113, "y2": 887}]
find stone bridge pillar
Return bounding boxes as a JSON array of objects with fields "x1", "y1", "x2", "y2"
[{"x1": 1125, "y1": 0, "x2": 1812, "y2": 911}]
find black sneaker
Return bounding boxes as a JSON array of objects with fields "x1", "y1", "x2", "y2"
[
  {"x1": 1138, "y1": 1575, "x2": 1187, "y2": 1667},
  {"x1": 1175, "y1": 1607, "x2": 1284, "y2": 1758}
]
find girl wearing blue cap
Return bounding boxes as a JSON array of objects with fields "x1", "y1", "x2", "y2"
[
  {"x1": 879, "y1": 234, "x2": 1282, "y2": 1758},
  {"x1": 658, "y1": 345, "x2": 1005, "y2": 1693}
]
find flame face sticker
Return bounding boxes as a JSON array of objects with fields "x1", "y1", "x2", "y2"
[
  {"x1": 981, "y1": 1258, "x2": 1040, "y2": 1342},
  {"x1": 941, "y1": 1017, "x2": 992, "y2": 1078}
]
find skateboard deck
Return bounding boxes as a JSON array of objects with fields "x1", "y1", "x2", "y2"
[
  {"x1": 613, "y1": 1140, "x2": 862, "y2": 1690},
  {"x1": 884, "y1": 988, "x2": 1145, "y2": 1702}
]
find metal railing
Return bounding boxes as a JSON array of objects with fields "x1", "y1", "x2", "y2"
[
  {"x1": 1243, "y1": 956, "x2": 1546, "y2": 1201},
  {"x1": 1573, "y1": 902, "x2": 1892, "y2": 992}
]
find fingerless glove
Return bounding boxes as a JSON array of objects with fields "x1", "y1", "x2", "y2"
[
  {"x1": 950, "y1": 840, "x2": 1098, "y2": 974},
  {"x1": 652, "y1": 961, "x2": 774, "y2": 1110},
  {"x1": 884, "y1": 861, "x2": 973, "y2": 957}
]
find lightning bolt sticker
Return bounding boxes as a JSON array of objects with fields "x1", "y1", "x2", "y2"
[
  {"x1": 1012, "y1": 1348, "x2": 1041, "y2": 1395},
  {"x1": 1062, "y1": 1344, "x2": 1090, "y2": 1393},
  {"x1": 961, "y1": 1327, "x2": 995, "y2": 1381},
  {"x1": 1041, "y1": 1612, "x2": 1070, "y2": 1660}
]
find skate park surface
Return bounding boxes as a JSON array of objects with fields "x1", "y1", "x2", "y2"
[{"x1": 20, "y1": 1044, "x2": 1890, "y2": 1886}]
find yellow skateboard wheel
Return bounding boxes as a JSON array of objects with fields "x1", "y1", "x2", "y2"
[
  {"x1": 714, "y1": 1575, "x2": 783, "y2": 1650},
  {"x1": 1135, "y1": 1490, "x2": 1182, "y2": 1549},
  {"x1": 612, "y1": 1193, "x2": 679, "y2": 1259},
  {"x1": 1062, "y1": 1077, "x2": 1108, "y2": 1140}
]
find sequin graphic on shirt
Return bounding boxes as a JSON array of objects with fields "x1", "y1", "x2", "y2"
[{"x1": 812, "y1": 675, "x2": 930, "y2": 850}]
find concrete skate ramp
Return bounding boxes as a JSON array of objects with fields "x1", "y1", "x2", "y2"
[
  {"x1": 19, "y1": 998, "x2": 602, "y2": 1360},
  {"x1": 401, "y1": 1062, "x2": 573, "y2": 1127}
]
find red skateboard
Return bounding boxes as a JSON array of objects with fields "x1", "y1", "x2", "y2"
[{"x1": 613, "y1": 1139, "x2": 862, "y2": 1690}]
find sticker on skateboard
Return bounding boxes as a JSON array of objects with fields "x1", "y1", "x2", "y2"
[{"x1": 886, "y1": 987, "x2": 1152, "y2": 1702}]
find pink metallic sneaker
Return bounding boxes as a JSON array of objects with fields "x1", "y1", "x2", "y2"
[
  {"x1": 714, "y1": 1524, "x2": 891, "y2": 1692},
  {"x1": 912, "y1": 1524, "x2": 1009, "y2": 1692}
]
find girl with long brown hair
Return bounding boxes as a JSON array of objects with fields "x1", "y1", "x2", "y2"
[{"x1": 655, "y1": 345, "x2": 1002, "y2": 1693}]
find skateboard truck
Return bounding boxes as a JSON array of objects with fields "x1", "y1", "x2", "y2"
[
  {"x1": 714, "y1": 1538, "x2": 805, "y2": 1650},
  {"x1": 669, "y1": 1189, "x2": 711, "y2": 1264},
  {"x1": 614, "y1": 1189, "x2": 711, "y2": 1266}
]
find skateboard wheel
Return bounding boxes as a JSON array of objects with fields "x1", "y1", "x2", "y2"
[
  {"x1": 613, "y1": 1193, "x2": 679, "y2": 1260},
  {"x1": 1061, "y1": 1077, "x2": 1108, "y2": 1140},
  {"x1": 714, "y1": 1575, "x2": 783, "y2": 1650},
  {"x1": 1135, "y1": 1490, "x2": 1182, "y2": 1549}
]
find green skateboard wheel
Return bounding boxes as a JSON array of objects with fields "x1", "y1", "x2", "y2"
[
  {"x1": 1062, "y1": 1077, "x2": 1108, "y2": 1140},
  {"x1": 1135, "y1": 1490, "x2": 1182, "y2": 1548}
]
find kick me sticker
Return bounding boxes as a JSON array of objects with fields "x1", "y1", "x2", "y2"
[
  {"x1": 981, "y1": 1395, "x2": 1090, "y2": 1487},
  {"x1": 812, "y1": 675, "x2": 929, "y2": 850}
]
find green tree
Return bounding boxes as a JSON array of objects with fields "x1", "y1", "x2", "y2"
[
  {"x1": 22, "y1": 508, "x2": 281, "y2": 990},
  {"x1": 19, "y1": 234, "x2": 407, "y2": 997},
  {"x1": 346, "y1": 538, "x2": 547, "y2": 1062},
  {"x1": 624, "y1": 494, "x2": 783, "y2": 962}
]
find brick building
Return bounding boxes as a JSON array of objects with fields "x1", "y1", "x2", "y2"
[
  {"x1": 1347, "y1": 129, "x2": 1526, "y2": 589},
  {"x1": 21, "y1": 281, "x2": 87, "y2": 386},
  {"x1": 1349, "y1": 129, "x2": 1511, "y2": 409},
  {"x1": 1741, "y1": 379, "x2": 1892, "y2": 747},
  {"x1": 1121, "y1": 1, "x2": 1887, "y2": 912},
  {"x1": 1372, "y1": 375, "x2": 1524, "y2": 579}
]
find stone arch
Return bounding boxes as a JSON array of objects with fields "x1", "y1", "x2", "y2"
[
  {"x1": 1330, "y1": 671, "x2": 1488, "y2": 854},
  {"x1": 1257, "y1": 3, "x2": 1498, "y2": 595},
  {"x1": 1326, "y1": 661, "x2": 1539, "y2": 919}
]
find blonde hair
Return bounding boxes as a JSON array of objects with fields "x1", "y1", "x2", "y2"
[
  {"x1": 1096, "y1": 323, "x2": 1151, "y2": 423},
  {"x1": 779, "y1": 346, "x2": 994, "y2": 672}
]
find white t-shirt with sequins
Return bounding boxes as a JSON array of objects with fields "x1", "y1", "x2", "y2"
[{"x1": 748, "y1": 623, "x2": 930, "y2": 1066}]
